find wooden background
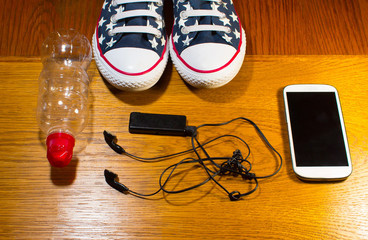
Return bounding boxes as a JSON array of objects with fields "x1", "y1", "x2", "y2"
[
  {"x1": 0, "y1": 0, "x2": 368, "y2": 239},
  {"x1": 1, "y1": 0, "x2": 368, "y2": 56}
]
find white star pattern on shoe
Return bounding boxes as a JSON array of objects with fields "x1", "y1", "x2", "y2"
[
  {"x1": 149, "y1": 2, "x2": 159, "y2": 12},
  {"x1": 233, "y1": 28, "x2": 240, "y2": 39},
  {"x1": 102, "y1": 0, "x2": 108, "y2": 10},
  {"x1": 106, "y1": 37, "x2": 116, "y2": 49},
  {"x1": 99, "y1": 34, "x2": 106, "y2": 44},
  {"x1": 161, "y1": 36, "x2": 166, "y2": 46},
  {"x1": 106, "y1": 20, "x2": 117, "y2": 31},
  {"x1": 184, "y1": 3, "x2": 192, "y2": 11},
  {"x1": 149, "y1": 37, "x2": 159, "y2": 49},
  {"x1": 222, "y1": 34, "x2": 232, "y2": 43},
  {"x1": 99, "y1": 17, "x2": 106, "y2": 27},
  {"x1": 230, "y1": 12, "x2": 238, "y2": 22},
  {"x1": 182, "y1": 35, "x2": 193, "y2": 46},
  {"x1": 211, "y1": 2, "x2": 219, "y2": 11},
  {"x1": 179, "y1": 18, "x2": 188, "y2": 28},
  {"x1": 173, "y1": 32, "x2": 180, "y2": 43},
  {"x1": 222, "y1": 2, "x2": 228, "y2": 9},
  {"x1": 220, "y1": 17, "x2": 231, "y2": 26},
  {"x1": 155, "y1": 19, "x2": 163, "y2": 30},
  {"x1": 115, "y1": 5, "x2": 124, "y2": 14}
]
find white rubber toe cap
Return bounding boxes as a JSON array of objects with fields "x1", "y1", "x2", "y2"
[
  {"x1": 180, "y1": 43, "x2": 237, "y2": 71},
  {"x1": 104, "y1": 47, "x2": 160, "y2": 74}
]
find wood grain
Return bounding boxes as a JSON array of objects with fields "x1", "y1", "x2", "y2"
[
  {"x1": 1, "y1": 0, "x2": 368, "y2": 56},
  {"x1": 0, "y1": 56, "x2": 367, "y2": 239}
]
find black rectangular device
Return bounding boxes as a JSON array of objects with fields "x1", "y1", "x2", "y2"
[{"x1": 129, "y1": 112, "x2": 188, "y2": 136}]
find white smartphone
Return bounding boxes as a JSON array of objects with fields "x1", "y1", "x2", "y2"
[{"x1": 283, "y1": 84, "x2": 352, "y2": 181}]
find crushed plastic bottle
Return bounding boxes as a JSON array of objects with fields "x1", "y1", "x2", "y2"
[{"x1": 37, "y1": 29, "x2": 92, "y2": 167}]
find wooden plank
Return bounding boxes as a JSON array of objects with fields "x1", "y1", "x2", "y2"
[{"x1": 0, "y1": 0, "x2": 368, "y2": 55}]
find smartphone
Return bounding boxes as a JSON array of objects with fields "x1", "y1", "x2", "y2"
[{"x1": 283, "y1": 84, "x2": 352, "y2": 181}]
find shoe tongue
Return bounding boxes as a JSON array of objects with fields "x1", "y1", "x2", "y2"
[
  {"x1": 113, "y1": 2, "x2": 152, "y2": 50},
  {"x1": 188, "y1": 1, "x2": 225, "y2": 46},
  {"x1": 124, "y1": 2, "x2": 148, "y2": 27},
  {"x1": 191, "y1": 0, "x2": 212, "y2": 24},
  {"x1": 191, "y1": 0, "x2": 211, "y2": 10}
]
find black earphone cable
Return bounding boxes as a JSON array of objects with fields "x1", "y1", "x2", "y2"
[{"x1": 104, "y1": 117, "x2": 283, "y2": 201}]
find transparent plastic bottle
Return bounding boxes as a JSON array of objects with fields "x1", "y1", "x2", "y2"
[{"x1": 37, "y1": 29, "x2": 92, "y2": 167}]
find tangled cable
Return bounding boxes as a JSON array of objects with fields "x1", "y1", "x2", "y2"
[{"x1": 104, "y1": 117, "x2": 283, "y2": 201}]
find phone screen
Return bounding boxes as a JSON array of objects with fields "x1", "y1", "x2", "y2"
[{"x1": 286, "y1": 92, "x2": 349, "y2": 166}]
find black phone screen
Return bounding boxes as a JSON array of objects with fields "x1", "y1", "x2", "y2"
[{"x1": 286, "y1": 92, "x2": 349, "y2": 166}]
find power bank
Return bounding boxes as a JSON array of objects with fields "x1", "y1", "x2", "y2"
[{"x1": 129, "y1": 112, "x2": 187, "y2": 136}]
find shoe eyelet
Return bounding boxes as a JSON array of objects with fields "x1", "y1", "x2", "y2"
[
  {"x1": 220, "y1": 13, "x2": 226, "y2": 19},
  {"x1": 226, "y1": 27, "x2": 231, "y2": 33},
  {"x1": 111, "y1": 15, "x2": 117, "y2": 23},
  {"x1": 108, "y1": 30, "x2": 116, "y2": 37},
  {"x1": 156, "y1": 0, "x2": 163, "y2": 6},
  {"x1": 181, "y1": 27, "x2": 189, "y2": 35},
  {"x1": 155, "y1": 31, "x2": 162, "y2": 38},
  {"x1": 112, "y1": 0, "x2": 117, "y2": 7},
  {"x1": 180, "y1": 11, "x2": 188, "y2": 19}
]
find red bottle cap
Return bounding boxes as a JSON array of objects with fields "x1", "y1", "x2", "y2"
[{"x1": 46, "y1": 132, "x2": 75, "y2": 168}]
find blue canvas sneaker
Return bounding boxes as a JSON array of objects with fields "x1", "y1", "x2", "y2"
[
  {"x1": 169, "y1": 0, "x2": 246, "y2": 88},
  {"x1": 93, "y1": 0, "x2": 168, "y2": 91}
]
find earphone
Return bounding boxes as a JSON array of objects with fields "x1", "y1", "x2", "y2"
[{"x1": 104, "y1": 117, "x2": 283, "y2": 201}]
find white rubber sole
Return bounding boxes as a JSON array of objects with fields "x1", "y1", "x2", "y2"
[
  {"x1": 92, "y1": 31, "x2": 169, "y2": 91},
  {"x1": 169, "y1": 28, "x2": 246, "y2": 88}
]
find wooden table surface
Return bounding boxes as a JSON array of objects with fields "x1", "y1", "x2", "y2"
[
  {"x1": 1, "y1": 0, "x2": 368, "y2": 239},
  {"x1": 1, "y1": 0, "x2": 368, "y2": 55}
]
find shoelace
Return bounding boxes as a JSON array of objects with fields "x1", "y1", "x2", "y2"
[
  {"x1": 108, "y1": 0, "x2": 163, "y2": 38},
  {"x1": 178, "y1": 0, "x2": 231, "y2": 34}
]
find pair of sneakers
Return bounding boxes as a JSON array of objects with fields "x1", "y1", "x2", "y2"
[{"x1": 93, "y1": 0, "x2": 246, "y2": 91}]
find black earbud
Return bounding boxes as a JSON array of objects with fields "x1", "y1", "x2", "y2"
[
  {"x1": 103, "y1": 131, "x2": 125, "y2": 154},
  {"x1": 104, "y1": 169, "x2": 129, "y2": 193}
]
